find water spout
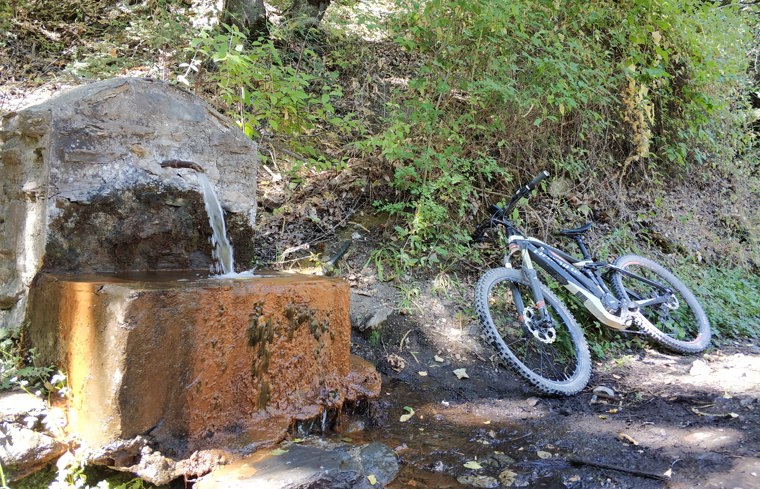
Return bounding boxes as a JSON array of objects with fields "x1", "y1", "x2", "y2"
[{"x1": 161, "y1": 159, "x2": 205, "y2": 173}]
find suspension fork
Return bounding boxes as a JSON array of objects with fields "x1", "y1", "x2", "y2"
[{"x1": 505, "y1": 238, "x2": 549, "y2": 322}]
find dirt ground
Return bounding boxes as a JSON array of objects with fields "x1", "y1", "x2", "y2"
[{"x1": 341, "y1": 270, "x2": 760, "y2": 489}]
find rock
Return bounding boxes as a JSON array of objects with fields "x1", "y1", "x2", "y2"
[
  {"x1": 26, "y1": 273, "x2": 354, "y2": 454},
  {"x1": 0, "y1": 423, "x2": 67, "y2": 480},
  {"x1": 690, "y1": 359, "x2": 712, "y2": 376},
  {"x1": 0, "y1": 77, "x2": 259, "y2": 331},
  {"x1": 351, "y1": 292, "x2": 393, "y2": 331},
  {"x1": 0, "y1": 391, "x2": 46, "y2": 422},
  {"x1": 195, "y1": 440, "x2": 399, "y2": 489},
  {"x1": 457, "y1": 474, "x2": 500, "y2": 488},
  {"x1": 360, "y1": 442, "x2": 400, "y2": 486},
  {"x1": 498, "y1": 469, "x2": 518, "y2": 486}
]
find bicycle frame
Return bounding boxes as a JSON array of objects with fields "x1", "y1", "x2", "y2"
[{"x1": 503, "y1": 231, "x2": 675, "y2": 331}]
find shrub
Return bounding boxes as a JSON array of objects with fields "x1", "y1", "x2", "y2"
[{"x1": 366, "y1": 0, "x2": 755, "y2": 265}]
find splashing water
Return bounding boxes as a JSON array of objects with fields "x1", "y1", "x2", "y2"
[{"x1": 197, "y1": 173, "x2": 234, "y2": 275}]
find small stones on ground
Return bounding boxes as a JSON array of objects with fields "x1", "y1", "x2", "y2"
[
  {"x1": 591, "y1": 386, "x2": 617, "y2": 404},
  {"x1": 689, "y1": 359, "x2": 712, "y2": 376},
  {"x1": 525, "y1": 397, "x2": 540, "y2": 407},
  {"x1": 387, "y1": 354, "x2": 406, "y2": 372},
  {"x1": 498, "y1": 469, "x2": 518, "y2": 486},
  {"x1": 457, "y1": 474, "x2": 499, "y2": 488},
  {"x1": 536, "y1": 450, "x2": 553, "y2": 459},
  {"x1": 592, "y1": 386, "x2": 616, "y2": 399},
  {"x1": 453, "y1": 368, "x2": 469, "y2": 379}
]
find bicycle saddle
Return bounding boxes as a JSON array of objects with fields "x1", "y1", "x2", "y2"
[{"x1": 559, "y1": 222, "x2": 592, "y2": 236}]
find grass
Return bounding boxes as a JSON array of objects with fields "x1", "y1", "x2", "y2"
[{"x1": 680, "y1": 265, "x2": 760, "y2": 341}]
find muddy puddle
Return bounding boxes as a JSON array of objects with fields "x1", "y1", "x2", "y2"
[
  {"x1": 349, "y1": 316, "x2": 760, "y2": 489},
  {"x1": 352, "y1": 380, "x2": 573, "y2": 488}
]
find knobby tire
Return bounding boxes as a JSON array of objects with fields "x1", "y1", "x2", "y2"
[
  {"x1": 612, "y1": 255, "x2": 711, "y2": 353},
  {"x1": 475, "y1": 268, "x2": 591, "y2": 396}
]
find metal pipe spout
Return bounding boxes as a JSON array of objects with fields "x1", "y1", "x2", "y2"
[{"x1": 161, "y1": 159, "x2": 205, "y2": 173}]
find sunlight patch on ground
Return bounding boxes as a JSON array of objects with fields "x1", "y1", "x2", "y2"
[
  {"x1": 324, "y1": 0, "x2": 399, "y2": 41},
  {"x1": 675, "y1": 352, "x2": 760, "y2": 396}
]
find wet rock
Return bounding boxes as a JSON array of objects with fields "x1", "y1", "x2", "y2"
[
  {"x1": 483, "y1": 452, "x2": 516, "y2": 468},
  {"x1": 345, "y1": 356, "x2": 382, "y2": 401},
  {"x1": 498, "y1": 468, "x2": 518, "y2": 486},
  {"x1": 360, "y1": 442, "x2": 400, "y2": 486},
  {"x1": 0, "y1": 77, "x2": 259, "y2": 330},
  {"x1": 351, "y1": 291, "x2": 393, "y2": 331},
  {"x1": 457, "y1": 474, "x2": 499, "y2": 488},
  {"x1": 27, "y1": 273, "x2": 354, "y2": 454},
  {"x1": 195, "y1": 440, "x2": 399, "y2": 489}
]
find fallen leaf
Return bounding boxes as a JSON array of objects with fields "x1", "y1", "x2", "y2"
[
  {"x1": 691, "y1": 407, "x2": 739, "y2": 418},
  {"x1": 400, "y1": 406, "x2": 415, "y2": 423},
  {"x1": 367, "y1": 474, "x2": 378, "y2": 485},
  {"x1": 537, "y1": 451, "x2": 553, "y2": 459},
  {"x1": 270, "y1": 448, "x2": 289, "y2": 456},
  {"x1": 607, "y1": 408, "x2": 618, "y2": 414},
  {"x1": 463, "y1": 460, "x2": 482, "y2": 469},
  {"x1": 618, "y1": 432, "x2": 639, "y2": 445},
  {"x1": 663, "y1": 468, "x2": 673, "y2": 478},
  {"x1": 434, "y1": 355, "x2": 444, "y2": 362},
  {"x1": 453, "y1": 368, "x2": 469, "y2": 379},
  {"x1": 418, "y1": 371, "x2": 428, "y2": 376},
  {"x1": 407, "y1": 480, "x2": 418, "y2": 487}
]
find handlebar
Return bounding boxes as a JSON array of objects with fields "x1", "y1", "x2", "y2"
[
  {"x1": 471, "y1": 170, "x2": 550, "y2": 242},
  {"x1": 526, "y1": 170, "x2": 549, "y2": 191}
]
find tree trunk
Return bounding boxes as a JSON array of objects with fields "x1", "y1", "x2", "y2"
[
  {"x1": 285, "y1": 0, "x2": 331, "y2": 27},
  {"x1": 222, "y1": 0, "x2": 268, "y2": 37}
]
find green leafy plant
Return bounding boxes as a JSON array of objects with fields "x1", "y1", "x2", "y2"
[
  {"x1": 182, "y1": 23, "x2": 358, "y2": 170},
  {"x1": 679, "y1": 266, "x2": 760, "y2": 340},
  {"x1": 0, "y1": 329, "x2": 53, "y2": 395},
  {"x1": 365, "y1": 0, "x2": 755, "y2": 269}
]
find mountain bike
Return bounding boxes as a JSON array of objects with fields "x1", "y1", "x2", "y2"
[{"x1": 472, "y1": 171, "x2": 711, "y2": 395}]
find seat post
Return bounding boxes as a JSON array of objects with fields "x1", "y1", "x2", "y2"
[{"x1": 575, "y1": 236, "x2": 591, "y2": 260}]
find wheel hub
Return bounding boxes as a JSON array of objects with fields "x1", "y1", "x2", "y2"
[{"x1": 523, "y1": 308, "x2": 557, "y2": 344}]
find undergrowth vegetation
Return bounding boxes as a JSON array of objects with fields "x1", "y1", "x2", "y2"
[
  {"x1": 367, "y1": 0, "x2": 756, "y2": 266},
  {"x1": 1, "y1": 0, "x2": 758, "y2": 345}
]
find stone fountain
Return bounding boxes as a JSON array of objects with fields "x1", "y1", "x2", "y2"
[{"x1": 0, "y1": 78, "x2": 380, "y2": 484}]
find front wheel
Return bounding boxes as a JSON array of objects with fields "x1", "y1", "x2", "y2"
[
  {"x1": 475, "y1": 268, "x2": 591, "y2": 395},
  {"x1": 612, "y1": 255, "x2": 711, "y2": 353}
]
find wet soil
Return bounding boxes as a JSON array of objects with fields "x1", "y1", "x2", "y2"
[{"x1": 344, "y1": 280, "x2": 760, "y2": 489}]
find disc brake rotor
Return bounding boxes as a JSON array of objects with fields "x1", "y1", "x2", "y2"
[{"x1": 523, "y1": 308, "x2": 557, "y2": 344}]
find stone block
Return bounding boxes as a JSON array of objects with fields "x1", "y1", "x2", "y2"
[{"x1": 26, "y1": 272, "x2": 353, "y2": 456}]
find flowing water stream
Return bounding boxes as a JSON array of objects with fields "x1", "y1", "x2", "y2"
[{"x1": 197, "y1": 172, "x2": 235, "y2": 275}]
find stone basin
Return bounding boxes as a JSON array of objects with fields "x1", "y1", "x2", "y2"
[{"x1": 26, "y1": 271, "x2": 378, "y2": 457}]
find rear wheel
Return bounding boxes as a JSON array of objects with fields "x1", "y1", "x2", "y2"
[
  {"x1": 612, "y1": 255, "x2": 711, "y2": 353},
  {"x1": 475, "y1": 268, "x2": 591, "y2": 395}
]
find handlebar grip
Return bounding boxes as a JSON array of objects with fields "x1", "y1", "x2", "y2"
[{"x1": 526, "y1": 170, "x2": 549, "y2": 191}]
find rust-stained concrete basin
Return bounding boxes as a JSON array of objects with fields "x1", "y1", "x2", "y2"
[{"x1": 26, "y1": 272, "x2": 378, "y2": 456}]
